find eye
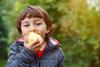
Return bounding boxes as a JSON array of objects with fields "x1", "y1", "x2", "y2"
[
  {"x1": 23, "y1": 24, "x2": 30, "y2": 27},
  {"x1": 35, "y1": 22, "x2": 42, "y2": 25}
]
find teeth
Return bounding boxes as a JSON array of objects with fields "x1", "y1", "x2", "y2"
[{"x1": 27, "y1": 32, "x2": 42, "y2": 45}]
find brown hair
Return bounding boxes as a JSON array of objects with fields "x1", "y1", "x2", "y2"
[{"x1": 16, "y1": 5, "x2": 54, "y2": 36}]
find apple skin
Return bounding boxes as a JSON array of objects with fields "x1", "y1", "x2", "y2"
[{"x1": 27, "y1": 32, "x2": 43, "y2": 46}]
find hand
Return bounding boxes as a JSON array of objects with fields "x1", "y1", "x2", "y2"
[{"x1": 23, "y1": 32, "x2": 43, "y2": 53}]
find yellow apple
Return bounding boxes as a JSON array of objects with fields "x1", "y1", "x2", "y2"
[{"x1": 27, "y1": 32, "x2": 43, "y2": 46}]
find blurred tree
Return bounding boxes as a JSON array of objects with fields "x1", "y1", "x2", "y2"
[
  {"x1": 0, "y1": 3, "x2": 8, "y2": 61},
  {"x1": 62, "y1": 0, "x2": 100, "y2": 67}
]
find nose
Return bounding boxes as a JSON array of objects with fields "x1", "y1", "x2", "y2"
[{"x1": 30, "y1": 25, "x2": 37, "y2": 32}]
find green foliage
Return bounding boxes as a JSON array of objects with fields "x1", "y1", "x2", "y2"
[
  {"x1": 61, "y1": 0, "x2": 100, "y2": 67},
  {"x1": 0, "y1": 60, "x2": 6, "y2": 67},
  {"x1": 0, "y1": 4, "x2": 8, "y2": 61}
]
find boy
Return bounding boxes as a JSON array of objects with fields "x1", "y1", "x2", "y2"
[{"x1": 6, "y1": 5, "x2": 64, "y2": 67}]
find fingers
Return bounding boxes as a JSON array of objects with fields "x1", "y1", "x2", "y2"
[
  {"x1": 31, "y1": 42, "x2": 41, "y2": 50},
  {"x1": 24, "y1": 38, "x2": 42, "y2": 52},
  {"x1": 24, "y1": 36, "x2": 28, "y2": 43},
  {"x1": 24, "y1": 41, "x2": 42, "y2": 52}
]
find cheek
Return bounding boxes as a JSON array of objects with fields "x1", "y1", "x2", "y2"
[
  {"x1": 21, "y1": 27, "x2": 29, "y2": 36},
  {"x1": 39, "y1": 29, "x2": 48, "y2": 39},
  {"x1": 42, "y1": 27, "x2": 48, "y2": 38}
]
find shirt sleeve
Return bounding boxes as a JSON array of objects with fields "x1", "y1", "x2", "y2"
[
  {"x1": 57, "y1": 47, "x2": 64, "y2": 67},
  {"x1": 6, "y1": 42, "x2": 36, "y2": 67},
  {"x1": 57, "y1": 55, "x2": 64, "y2": 67}
]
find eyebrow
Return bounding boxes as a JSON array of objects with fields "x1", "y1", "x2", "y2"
[
  {"x1": 34, "y1": 20, "x2": 41, "y2": 23},
  {"x1": 34, "y1": 19, "x2": 43, "y2": 22},
  {"x1": 22, "y1": 18, "x2": 43, "y2": 24},
  {"x1": 22, "y1": 21, "x2": 30, "y2": 25}
]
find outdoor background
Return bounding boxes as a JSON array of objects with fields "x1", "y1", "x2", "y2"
[{"x1": 0, "y1": 0, "x2": 100, "y2": 67}]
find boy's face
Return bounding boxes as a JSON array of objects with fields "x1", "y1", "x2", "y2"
[{"x1": 21, "y1": 17, "x2": 49, "y2": 39}]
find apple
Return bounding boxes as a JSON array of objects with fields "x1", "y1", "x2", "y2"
[{"x1": 27, "y1": 32, "x2": 43, "y2": 46}]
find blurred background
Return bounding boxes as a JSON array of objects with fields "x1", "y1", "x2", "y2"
[{"x1": 0, "y1": 0, "x2": 100, "y2": 67}]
